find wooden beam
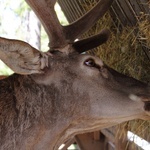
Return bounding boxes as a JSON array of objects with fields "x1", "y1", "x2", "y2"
[
  {"x1": 61, "y1": 138, "x2": 75, "y2": 150},
  {"x1": 94, "y1": 131, "x2": 100, "y2": 141},
  {"x1": 101, "y1": 129, "x2": 115, "y2": 143},
  {"x1": 75, "y1": 132, "x2": 105, "y2": 150}
]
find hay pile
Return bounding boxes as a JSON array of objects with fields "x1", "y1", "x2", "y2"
[
  {"x1": 92, "y1": 13, "x2": 150, "y2": 83},
  {"x1": 79, "y1": 0, "x2": 150, "y2": 148},
  {"x1": 94, "y1": 16, "x2": 150, "y2": 150},
  {"x1": 79, "y1": 1, "x2": 150, "y2": 82},
  {"x1": 94, "y1": 14, "x2": 150, "y2": 150}
]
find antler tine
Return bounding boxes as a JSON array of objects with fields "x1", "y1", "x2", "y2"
[
  {"x1": 64, "y1": 0, "x2": 113, "y2": 42},
  {"x1": 25, "y1": 0, "x2": 113, "y2": 52},
  {"x1": 26, "y1": 0, "x2": 67, "y2": 49},
  {"x1": 73, "y1": 29, "x2": 110, "y2": 53}
]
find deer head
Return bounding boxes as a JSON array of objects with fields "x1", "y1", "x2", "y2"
[{"x1": 0, "y1": 0, "x2": 149, "y2": 149}]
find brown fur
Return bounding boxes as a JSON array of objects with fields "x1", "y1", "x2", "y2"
[
  {"x1": 0, "y1": 52, "x2": 149, "y2": 149},
  {"x1": 0, "y1": 53, "x2": 90, "y2": 149}
]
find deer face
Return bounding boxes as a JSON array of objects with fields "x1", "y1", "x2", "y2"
[{"x1": 30, "y1": 51, "x2": 149, "y2": 123}]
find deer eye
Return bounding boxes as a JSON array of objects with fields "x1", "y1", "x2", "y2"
[{"x1": 84, "y1": 59, "x2": 96, "y2": 67}]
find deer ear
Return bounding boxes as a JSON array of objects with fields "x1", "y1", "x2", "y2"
[
  {"x1": 73, "y1": 29, "x2": 110, "y2": 53},
  {"x1": 0, "y1": 37, "x2": 49, "y2": 75}
]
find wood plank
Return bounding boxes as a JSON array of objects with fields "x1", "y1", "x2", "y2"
[
  {"x1": 75, "y1": 132, "x2": 105, "y2": 150},
  {"x1": 101, "y1": 129, "x2": 115, "y2": 143},
  {"x1": 94, "y1": 131, "x2": 100, "y2": 141},
  {"x1": 109, "y1": 7, "x2": 124, "y2": 30},
  {"x1": 61, "y1": 138, "x2": 76, "y2": 150},
  {"x1": 111, "y1": 1, "x2": 129, "y2": 26},
  {"x1": 128, "y1": 0, "x2": 143, "y2": 17},
  {"x1": 116, "y1": 0, "x2": 137, "y2": 26},
  {"x1": 58, "y1": 0, "x2": 73, "y2": 23}
]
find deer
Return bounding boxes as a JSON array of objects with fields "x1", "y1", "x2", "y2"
[{"x1": 0, "y1": 0, "x2": 149, "y2": 149}]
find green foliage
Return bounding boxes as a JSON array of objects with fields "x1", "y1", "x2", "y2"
[
  {"x1": 0, "y1": 1, "x2": 68, "y2": 75},
  {"x1": 0, "y1": 60, "x2": 13, "y2": 75},
  {"x1": 55, "y1": 3, "x2": 68, "y2": 25},
  {"x1": 14, "y1": 0, "x2": 31, "y2": 17}
]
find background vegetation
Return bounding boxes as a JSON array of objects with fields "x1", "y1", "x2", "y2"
[{"x1": 0, "y1": 0, "x2": 68, "y2": 75}]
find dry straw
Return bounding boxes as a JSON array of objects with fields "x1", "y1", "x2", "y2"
[{"x1": 80, "y1": 0, "x2": 150, "y2": 148}]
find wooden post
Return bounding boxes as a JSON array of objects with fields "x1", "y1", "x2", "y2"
[{"x1": 75, "y1": 132, "x2": 105, "y2": 150}]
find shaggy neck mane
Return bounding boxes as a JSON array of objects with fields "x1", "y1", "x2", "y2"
[{"x1": 0, "y1": 74, "x2": 64, "y2": 148}]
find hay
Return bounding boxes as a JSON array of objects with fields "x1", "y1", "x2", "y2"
[
  {"x1": 95, "y1": 17, "x2": 150, "y2": 82},
  {"x1": 93, "y1": 12, "x2": 150, "y2": 150},
  {"x1": 138, "y1": 13, "x2": 150, "y2": 48},
  {"x1": 79, "y1": 0, "x2": 150, "y2": 148},
  {"x1": 96, "y1": 15, "x2": 150, "y2": 149}
]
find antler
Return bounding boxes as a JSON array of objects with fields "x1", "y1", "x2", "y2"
[
  {"x1": 73, "y1": 29, "x2": 110, "y2": 53},
  {"x1": 64, "y1": 0, "x2": 113, "y2": 42},
  {"x1": 26, "y1": 0, "x2": 113, "y2": 52},
  {"x1": 25, "y1": 0, "x2": 67, "y2": 49}
]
